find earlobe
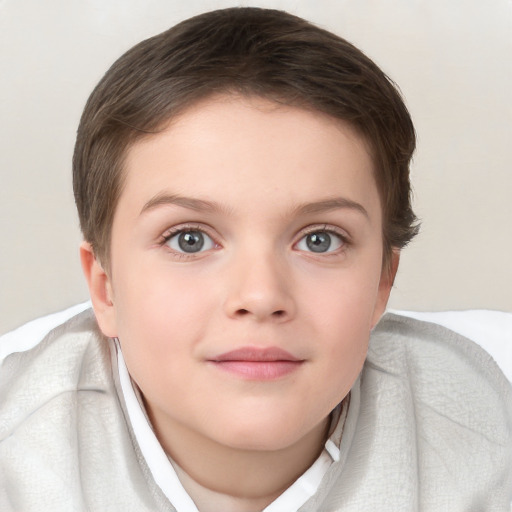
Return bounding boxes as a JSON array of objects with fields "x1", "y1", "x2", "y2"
[
  {"x1": 371, "y1": 250, "x2": 400, "y2": 330},
  {"x1": 80, "y1": 241, "x2": 118, "y2": 337}
]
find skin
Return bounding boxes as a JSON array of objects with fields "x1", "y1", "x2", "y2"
[{"x1": 81, "y1": 95, "x2": 398, "y2": 511}]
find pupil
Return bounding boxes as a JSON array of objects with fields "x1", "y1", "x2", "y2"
[
  {"x1": 178, "y1": 231, "x2": 204, "y2": 253},
  {"x1": 306, "y1": 232, "x2": 331, "y2": 253}
]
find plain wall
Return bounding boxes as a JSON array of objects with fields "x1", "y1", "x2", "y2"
[{"x1": 1, "y1": 0, "x2": 511, "y2": 335}]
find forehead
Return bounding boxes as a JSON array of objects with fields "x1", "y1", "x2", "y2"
[{"x1": 119, "y1": 95, "x2": 380, "y2": 222}]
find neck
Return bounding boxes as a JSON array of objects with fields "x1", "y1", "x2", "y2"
[
  {"x1": 171, "y1": 462, "x2": 284, "y2": 512},
  {"x1": 145, "y1": 402, "x2": 330, "y2": 511}
]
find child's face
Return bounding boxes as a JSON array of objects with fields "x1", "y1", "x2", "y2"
[{"x1": 88, "y1": 95, "x2": 395, "y2": 453}]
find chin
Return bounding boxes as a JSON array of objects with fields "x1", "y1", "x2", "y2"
[
  {"x1": 212, "y1": 414, "x2": 323, "y2": 453},
  {"x1": 224, "y1": 432, "x2": 298, "y2": 452}
]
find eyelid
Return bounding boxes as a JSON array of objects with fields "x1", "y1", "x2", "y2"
[
  {"x1": 160, "y1": 222, "x2": 218, "y2": 243},
  {"x1": 297, "y1": 224, "x2": 351, "y2": 242}
]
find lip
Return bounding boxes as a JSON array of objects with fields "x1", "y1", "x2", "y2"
[{"x1": 208, "y1": 346, "x2": 304, "y2": 380}]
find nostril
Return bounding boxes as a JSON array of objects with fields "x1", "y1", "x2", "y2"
[{"x1": 233, "y1": 308, "x2": 287, "y2": 319}]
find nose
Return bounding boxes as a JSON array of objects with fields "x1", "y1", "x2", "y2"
[{"x1": 223, "y1": 249, "x2": 296, "y2": 323}]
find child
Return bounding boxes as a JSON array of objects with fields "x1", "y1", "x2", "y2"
[{"x1": 1, "y1": 7, "x2": 511, "y2": 511}]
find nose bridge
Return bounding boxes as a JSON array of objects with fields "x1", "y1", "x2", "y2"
[{"x1": 223, "y1": 240, "x2": 295, "y2": 321}]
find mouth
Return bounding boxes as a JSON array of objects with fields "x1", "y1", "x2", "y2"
[{"x1": 208, "y1": 347, "x2": 304, "y2": 380}]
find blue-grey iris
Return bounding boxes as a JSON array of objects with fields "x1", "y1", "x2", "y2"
[
  {"x1": 178, "y1": 231, "x2": 205, "y2": 253},
  {"x1": 306, "y1": 232, "x2": 332, "y2": 253}
]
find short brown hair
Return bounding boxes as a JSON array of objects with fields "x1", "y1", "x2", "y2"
[{"x1": 73, "y1": 7, "x2": 419, "y2": 270}]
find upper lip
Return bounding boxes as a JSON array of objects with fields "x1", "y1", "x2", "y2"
[{"x1": 210, "y1": 346, "x2": 302, "y2": 362}]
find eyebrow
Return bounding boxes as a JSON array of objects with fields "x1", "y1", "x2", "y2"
[
  {"x1": 140, "y1": 193, "x2": 224, "y2": 216},
  {"x1": 140, "y1": 193, "x2": 369, "y2": 219},
  {"x1": 294, "y1": 197, "x2": 369, "y2": 218}
]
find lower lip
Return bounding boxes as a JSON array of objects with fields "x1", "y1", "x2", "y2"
[{"x1": 210, "y1": 360, "x2": 303, "y2": 380}]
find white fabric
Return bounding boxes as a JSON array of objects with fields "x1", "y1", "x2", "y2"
[
  {"x1": 391, "y1": 309, "x2": 512, "y2": 382},
  {"x1": 0, "y1": 301, "x2": 91, "y2": 365}
]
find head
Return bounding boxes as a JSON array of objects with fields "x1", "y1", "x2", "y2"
[
  {"x1": 73, "y1": 7, "x2": 418, "y2": 274},
  {"x1": 75, "y1": 8, "x2": 419, "y2": 461}
]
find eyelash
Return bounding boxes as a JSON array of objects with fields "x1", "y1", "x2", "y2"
[
  {"x1": 295, "y1": 225, "x2": 350, "y2": 255},
  {"x1": 158, "y1": 223, "x2": 350, "y2": 258},
  {"x1": 159, "y1": 223, "x2": 219, "y2": 260}
]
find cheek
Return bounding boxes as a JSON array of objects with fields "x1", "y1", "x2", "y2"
[
  {"x1": 314, "y1": 296, "x2": 371, "y2": 408},
  {"x1": 298, "y1": 264, "x2": 380, "y2": 381},
  {"x1": 112, "y1": 264, "x2": 217, "y2": 370},
  {"x1": 117, "y1": 259, "x2": 214, "y2": 319},
  {"x1": 301, "y1": 264, "x2": 381, "y2": 333}
]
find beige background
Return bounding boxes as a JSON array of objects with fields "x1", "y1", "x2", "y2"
[{"x1": 1, "y1": 0, "x2": 511, "y2": 335}]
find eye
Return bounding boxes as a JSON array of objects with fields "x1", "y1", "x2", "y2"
[
  {"x1": 165, "y1": 229, "x2": 215, "y2": 254},
  {"x1": 296, "y1": 230, "x2": 345, "y2": 254}
]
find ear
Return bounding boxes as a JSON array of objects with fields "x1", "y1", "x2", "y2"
[
  {"x1": 371, "y1": 250, "x2": 400, "y2": 330},
  {"x1": 80, "y1": 241, "x2": 118, "y2": 337}
]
